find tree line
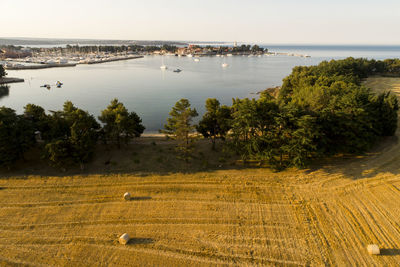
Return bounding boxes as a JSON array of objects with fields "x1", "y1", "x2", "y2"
[
  {"x1": 161, "y1": 58, "x2": 399, "y2": 169},
  {"x1": 0, "y1": 99, "x2": 144, "y2": 170},
  {"x1": 1, "y1": 58, "x2": 399, "y2": 170},
  {"x1": 30, "y1": 44, "x2": 266, "y2": 55}
]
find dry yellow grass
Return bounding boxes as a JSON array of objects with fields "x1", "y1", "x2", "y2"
[{"x1": 0, "y1": 77, "x2": 400, "y2": 266}]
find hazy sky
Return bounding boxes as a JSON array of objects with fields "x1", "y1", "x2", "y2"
[{"x1": 2, "y1": 0, "x2": 400, "y2": 44}]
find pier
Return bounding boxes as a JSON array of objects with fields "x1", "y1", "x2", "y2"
[
  {"x1": 5, "y1": 63, "x2": 77, "y2": 70},
  {"x1": 0, "y1": 77, "x2": 25, "y2": 84},
  {"x1": 84, "y1": 55, "x2": 144, "y2": 64}
]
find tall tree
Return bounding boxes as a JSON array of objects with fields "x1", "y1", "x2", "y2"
[
  {"x1": 161, "y1": 99, "x2": 198, "y2": 161},
  {"x1": 98, "y1": 99, "x2": 145, "y2": 148},
  {"x1": 197, "y1": 98, "x2": 232, "y2": 150},
  {"x1": 24, "y1": 104, "x2": 51, "y2": 141},
  {"x1": 0, "y1": 107, "x2": 35, "y2": 168},
  {"x1": 40, "y1": 101, "x2": 101, "y2": 169},
  {"x1": 62, "y1": 102, "x2": 100, "y2": 169},
  {"x1": 44, "y1": 139, "x2": 71, "y2": 170}
]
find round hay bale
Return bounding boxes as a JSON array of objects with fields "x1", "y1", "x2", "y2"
[
  {"x1": 123, "y1": 192, "x2": 131, "y2": 201},
  {"x1": 367, "y1": 244, "x2": 380, "y2": 255},
  {"x1": 119, "y1": 233, "x2": 130, "y2": 245}
]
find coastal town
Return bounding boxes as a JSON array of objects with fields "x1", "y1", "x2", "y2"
[{"x1": 0, "y1": 42, "x2": 310, "y2": 71}]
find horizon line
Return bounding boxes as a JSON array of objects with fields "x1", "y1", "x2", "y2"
[{"x1": 1, "y1": 36, "x2": 400, "y2": 47}]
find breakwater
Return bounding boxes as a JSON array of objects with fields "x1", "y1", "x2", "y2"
[
  {"x1": 5, "y1": 63, "x2": 77, "y2": 70},
  {"x1": 84, "y1": 55, "x2": 144, "y2": 64},
  {"x1": 0, "y1": 77, "x2": 24, "y2": 84}
]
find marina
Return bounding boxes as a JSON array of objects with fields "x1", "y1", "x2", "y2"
[{"x1": 2, "y1": 55, "x2": 144, "y2": 70}]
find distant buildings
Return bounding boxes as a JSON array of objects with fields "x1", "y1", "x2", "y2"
[{"x1": 0, "y1": 46, "x2": 32, "y2": 59}]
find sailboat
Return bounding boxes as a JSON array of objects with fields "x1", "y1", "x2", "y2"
[{"x1": 160, "y1": 56, "x2": 167, "y2": 70}]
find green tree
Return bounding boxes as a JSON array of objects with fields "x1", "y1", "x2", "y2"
[
  {"x1": 62, "y1": 102, "x2": 100, "y2": 169},
  {"x1": 284, "y1": 115, "x2": 320, "y2": 168},
  {"x1": 0, "y1": 85, "x2": 9, "y2": 99},
  {"x1": 229, "y1": 98, "x2": 258, "y2": 161},
  {"x1": 98, "y1": 99, "x2": 145, "y2": 148},
  {"x1": 44, "y1": 139, "x2": 71, "y2": 170},
  {"x1": 0, "y1": 65, "x2": 6, "y2": 78},
  {"x1": 0, "y1": 107, "x2": 20, "y2": 168},
  {"x1": 24, "y1": 104, "x2": 51, "y2": 141},
  {"x1": 0, "y1": 107, "x2": 35, "y2": 168},
  {"x1": 251, "y1": 45, "x2": 263, "y2": 53},
  {"x1": 47, "y1": 111, "x2": 70, "y2": 142},
  {"x1": 197, "y1": 98, "x2": 232, "y2": 150},
  {"x1": 38, "y1": 101, "x2": 101, "y2": 169},
  {"x1": 161, "y1": 99, "x2": 198, "y2": 161}
]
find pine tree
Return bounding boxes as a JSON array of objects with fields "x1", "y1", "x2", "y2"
[
  {"x1": 0, "y1": 107, "x2": 35, "y2": 168},
  {"x1": 197, "y1": 98, "x2": 231, "y2": 150},
  {"x1": 161, "y1": 99, "x2": 198, "y2": 161},
  {"x1": 99, "y1": 99, "x2": 145, "y2": 148}
]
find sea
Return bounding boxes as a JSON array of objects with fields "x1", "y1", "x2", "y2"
[{"x1": 2, "y1": 45, "x2": 400, "y2": 133}]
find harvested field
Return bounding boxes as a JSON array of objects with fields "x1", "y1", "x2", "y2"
[{"x1": 0, "y1": 77, "x2": 400, "y2": 266}]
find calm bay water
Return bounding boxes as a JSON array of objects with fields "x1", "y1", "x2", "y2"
[{"x1": 2, "y1": 46, "x2": 400, "y2": 132}]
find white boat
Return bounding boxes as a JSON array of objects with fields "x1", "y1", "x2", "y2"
[
  {"x1": 187, "y1": 54, "x2": 193, "y2": 57},
  {"x1": 194, "y1": 58, "x2": 200, "y2": 62},
  {"x1": 222, "y1": 63, "x2": 229, "y2": 68},
  {"x1": 160, "y1": 57, "x2": 168, "y2": 69},
  {"x1": 227, "y1": 54, "x2": 233, "y2": 57},
  {"x1": 58, "y1": 58, "x2": 68, "y2": 64}
]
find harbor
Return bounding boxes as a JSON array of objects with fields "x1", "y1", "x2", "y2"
[
  {"x1": 2, "y1": 55, "x2": 144, "y2": 70},
  {"x1": 1, "y1": 43, "x2": 314, "y2": 73}
]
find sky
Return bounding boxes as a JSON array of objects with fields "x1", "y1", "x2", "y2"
[{"x1": 1, "y1": 0, "x2": 400, "y2": 45}]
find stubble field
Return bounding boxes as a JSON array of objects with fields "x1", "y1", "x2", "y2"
[{"x1": 0, "y1": 77, "x2": 399, "y2": 266}]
